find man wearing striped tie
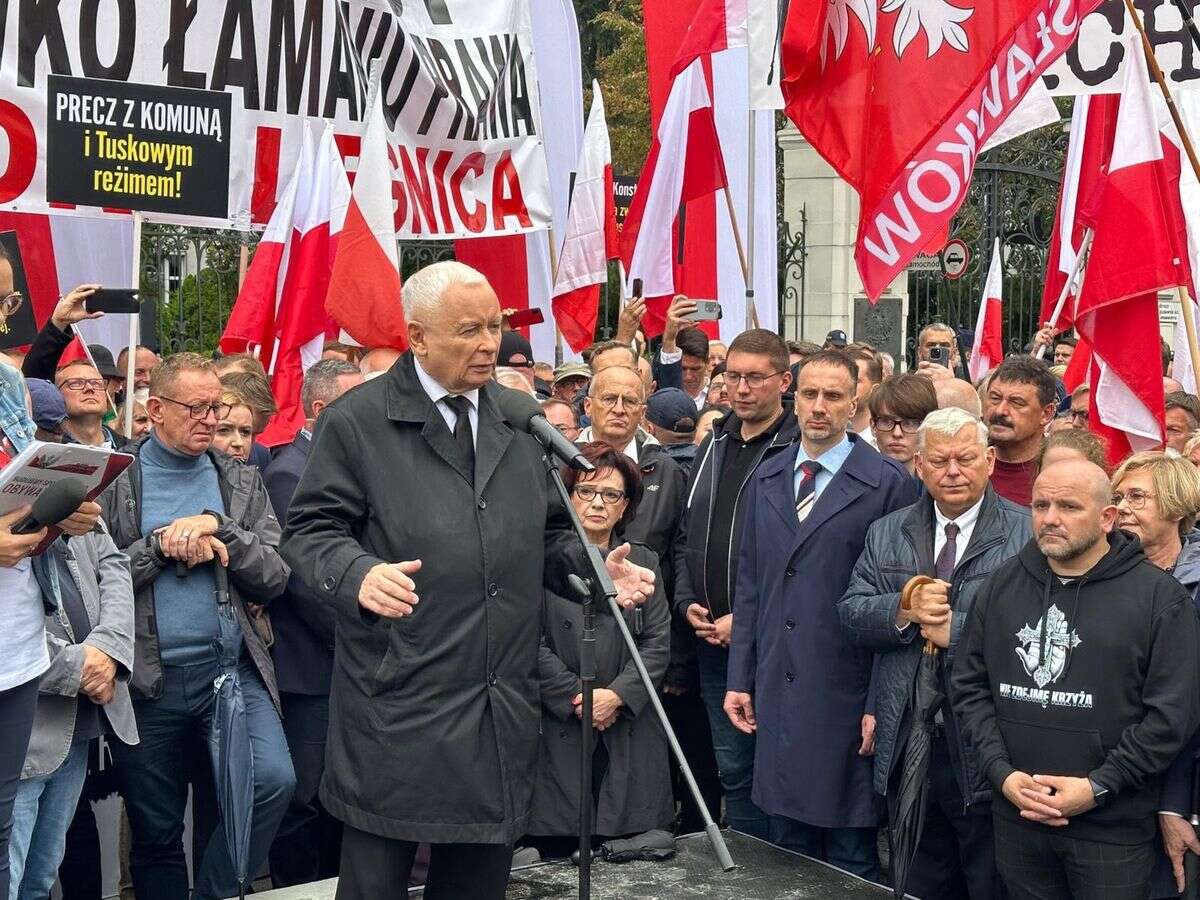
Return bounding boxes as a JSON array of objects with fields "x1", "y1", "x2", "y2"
[{"x1": 725, "y1": 350, "x2": 919, "y2": 881}]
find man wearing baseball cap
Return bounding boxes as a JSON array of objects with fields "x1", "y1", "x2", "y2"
[{"x1": 644, "y1": 388, "x2": 699, "y2": 472}]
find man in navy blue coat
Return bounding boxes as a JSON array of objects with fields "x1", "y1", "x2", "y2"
[
  {"x1": 725, "y1": 349, "x2": 919, "y2": 880},
  {"x1": 264, "y1": 358, "x2": 361, "y2": 887}
]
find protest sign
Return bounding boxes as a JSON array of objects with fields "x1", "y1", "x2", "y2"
[
  {"x1": 46, "y1": 76, "x2": 231, "y2": 218},
  {"x1": 0, "y1": 0, "x2": 552, "y2": 237}
]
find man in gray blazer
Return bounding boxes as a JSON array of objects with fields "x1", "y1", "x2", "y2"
[{"x1": 6, "y1": 526, "x2": 137, "y2": 898}]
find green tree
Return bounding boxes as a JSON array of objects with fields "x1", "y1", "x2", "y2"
[
  {"x1": 582, "y1": 0, "x2": 650, "y2": 175},
  {"x1": 157, "y1": 268, "x2": 239, "y2": 357}
]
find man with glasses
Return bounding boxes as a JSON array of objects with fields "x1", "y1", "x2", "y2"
[
  {"x1": 1068, "y1": 384, "x2": 1090, "y2": 430},
  {"x1": 541, "y1": 398, "x2": 581, "y2": 442},
  {"x1": 675, "y1": 329, "x2": 798, "y2": 840},
  {"x1": 580, "y1": 364, "x2": 723, "y2": 831},
  {"x1": 54, "y1": 360, "x2": 126, "y2": 448},
  {"x1": 98, "y1": 352, "x2": 295, "y2": 900}
]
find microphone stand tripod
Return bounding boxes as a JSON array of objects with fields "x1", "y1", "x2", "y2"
[{"x1": 539, "y1": 453, "x2": 735, "y2": 900}]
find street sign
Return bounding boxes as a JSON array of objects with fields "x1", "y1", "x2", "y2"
[{"x1": 942, "y1": 240, "x2": 970, "y2": 280}]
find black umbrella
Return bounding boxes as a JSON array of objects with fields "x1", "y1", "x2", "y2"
[{"x1": 889, "y1": 640, "x2": 944, "y2": 900}]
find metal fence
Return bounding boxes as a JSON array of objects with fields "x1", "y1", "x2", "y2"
[
  {"x1": 138, "y1": 226, "x2": 456, "y2": 357},
  {"x1": 905, "y1": 123, "x2": 1067, "y2": 367}
]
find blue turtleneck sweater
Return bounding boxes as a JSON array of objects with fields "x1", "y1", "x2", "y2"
[{"x1": 139, "y1": 431, "x2": 226, "y2": 665}]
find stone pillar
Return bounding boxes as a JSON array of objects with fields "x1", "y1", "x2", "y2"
[{"x1": 779, "y1": 123, "x2": 908, "y2": 350}]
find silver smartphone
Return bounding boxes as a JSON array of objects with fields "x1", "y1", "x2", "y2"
[{"x1": 685, "y1": 300, "x2": 723, "y2": 322}]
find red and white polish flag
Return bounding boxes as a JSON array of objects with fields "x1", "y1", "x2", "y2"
[
  {"x1": 621, "y1": 59, "x2": 729, "y2": 314},
  {"x1": 325, "y1": 66, "x2": 406, "y2": 353},
  {"x1": 1075, "y1": 30, "x2": 1193, "y2": 461},
  {"x1": 969, "y1": 238, "x2": 1004, "y2": 382},
  {"x1": 551, "y1": 83, "x2": 619, "y2": 354}
]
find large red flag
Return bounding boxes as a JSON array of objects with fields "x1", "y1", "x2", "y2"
[{"x1": 781, "y1": 0, "x2": 1102, "y2": 299}]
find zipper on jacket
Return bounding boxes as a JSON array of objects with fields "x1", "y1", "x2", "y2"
[{"x1": 722, "y1": 434, "x2": 789, "y2": 614}]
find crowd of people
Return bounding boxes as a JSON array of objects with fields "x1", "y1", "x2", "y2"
[{"x1": 0, "y1": 268, "x2": 1198, "y2": 900}]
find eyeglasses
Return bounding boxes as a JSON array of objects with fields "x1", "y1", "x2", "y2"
[
  {"x1": 0, "y1": 291, "x2": 22, "y2": 317},
  {"x1": 1112, "y1": 489, "x2": 1156, "y2": 510},
  {"x1": 1070, "y1": 409, "x2": 1089, "y2": 425},
  {"x1": 158, "y1": 396, "x2": 232, "y2": 421},
  {"x1": 573, "y1": 485, "x2": 626, "y2": 505},
  {"x1": 724, "y1": 371, "x2": 786, "y2": 389},
  {"x1": 59, "y1": 378, "x2": 106, "y2": 393},
  {"x1": 553, "y1": 424, "x2": 580, "y2": 436},
  {"x1": 593, "y1": 393, "x2": 644, "y2": 411},
  {"x1": 872, "y1": 417, "x2": 922, "y2": 434}
]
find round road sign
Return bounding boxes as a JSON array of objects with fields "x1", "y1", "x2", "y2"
[{"x1": 941, "y1": 240, "x2": 970, "y2": 280}]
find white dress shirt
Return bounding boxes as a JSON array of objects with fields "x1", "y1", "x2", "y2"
[
  {"x1": 657, "y1": 347, "x2": 707, "y2": 408},
  {"x1": 933, "y1": 494, "x2": 985, "y2": 571},
  {"x1": 413, "y1": 357, "x2": 480, "y2": 448}
]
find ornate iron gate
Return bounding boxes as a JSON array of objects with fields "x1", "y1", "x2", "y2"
[
  {"x1": 139, "y1": 225, "x2": 455, "y2": 357},
  {"x1": 905, "y1": 123, "x2": 1067, "y2": 368}
]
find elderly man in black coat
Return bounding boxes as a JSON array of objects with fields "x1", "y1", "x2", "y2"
[{"x1": 281, "y1": 261, "x2": 655, "y2": 900}]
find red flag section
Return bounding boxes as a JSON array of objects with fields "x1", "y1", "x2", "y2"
[
  {"x1": 325, "y1": 69, "x2": 406, "y2": 352},
  {"x1": 780, "y1": 0, "x2": 1102, "y2": 299},
  {"x1": 551, "y1": 84, "x2": 620, "y2": 353}
]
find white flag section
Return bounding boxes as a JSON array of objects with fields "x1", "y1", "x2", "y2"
[
  {"x1": 712, "y1": 47, "x2": 778, "y2": 338},
  {"x1": 747, "y1": 0, "x2": 785, "y2": 110},
  {"x1": 52, "y1": 218, "x2": 136, "y2": 356},
  {"x1": 1171, "y1": 91, "x2": 1200, "y2": 395},
  {"x1": 969, "y1": 239, "x2": 1004, "y2": 382},
  {"x1": 526, "y1": 0, "x2": 586, "y2": 362},
  {"x1": 981, "y1": 81, "x2": 1061, "y2": 154},
  {"x1": 1175, "y1": 302, "x2": 1200, "y2": 395},
  {"x1": 553, "y1": 85, "x2": 614, "y2": 299}
]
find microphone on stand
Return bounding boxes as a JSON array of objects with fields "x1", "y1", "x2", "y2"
[
  {"x1": 12, "y1": 480, "x2": 88, "y2": 535},
  {"x1": 493, "y1": 387, "x2": 594, "y2": 472}
]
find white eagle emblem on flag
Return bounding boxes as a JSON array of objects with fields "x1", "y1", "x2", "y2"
[{"x1": 823, "y1": 0, "x2": 974, "y2": 66}]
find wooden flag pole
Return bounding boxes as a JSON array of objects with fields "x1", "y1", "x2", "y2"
[
  {"x1": 547, "y1": 227, "x2": 564, "y2": 367},
  {"x1": 1122, "y1": 0, "x2": 1200, "y2": 382},
  {"x1": 721, "y1": 183, "x2": 760, "y2": 329},
  {"x1": 1123, "y1": 0, "x2": 1200, "y2": 183}
]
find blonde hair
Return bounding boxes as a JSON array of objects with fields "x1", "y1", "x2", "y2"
[
  {"x1": 1183, "y1": 430, "x2": 1200, "y2": 459},
  {"x1": 1112, "y1": 450, "x2": 1200, "y2": 537}
]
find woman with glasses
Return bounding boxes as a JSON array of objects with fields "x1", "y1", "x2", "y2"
[
  {"x1": 1108, "y1": 453, "x2": 1200, "y2": 899},
  {"x1": 867, "y1": 374, "x2": 938, "y2": 474},
  {"x1": 527, "y1": 442, "x2": 673, "y2": 855}
]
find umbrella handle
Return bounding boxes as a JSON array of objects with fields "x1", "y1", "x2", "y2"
[{"x1": 901, "y1": 576, "x2": 942, "y2": 657}]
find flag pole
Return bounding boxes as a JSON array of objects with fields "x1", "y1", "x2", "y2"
[
  {"x1": 1178, "y1": 286, "x2": 1200, "y2": 393},
  {"x1": 721, "y1": 184, "x2": 760, "y2": 329},
  {"x1": 547, "y1": 227, "x2": 564, "y2": 366},
  {"x1": 124, "y1": 211, "x2": 143, "y2": 437},
  {"x1": 745, "y1": 109, "x2": 758, "y2": 333},
  {"x1": 1124, "y1": 0, "x2": 1200, "y2": 183},
  {"x1": 1035, "y1": 228, "x2": 1094, "y2": 360}
]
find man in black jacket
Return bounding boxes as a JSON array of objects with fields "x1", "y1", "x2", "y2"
[
  {"x1": 841, "y1": 407, "x2": 1031, "y2": 898},
  {"x1": 674, "y1": 329, "x2": 796, "y2": 840},
  {"x1": 953, "y1": 458, "x2": 1200, "y2": 899},
  {"x1": 264, "y1": 358, "x2": 361, "y2": 887}
]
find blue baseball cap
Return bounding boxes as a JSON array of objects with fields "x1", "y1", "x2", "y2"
[{"x1": 27, "y1": 378, "x2": 67, "y2": 431}]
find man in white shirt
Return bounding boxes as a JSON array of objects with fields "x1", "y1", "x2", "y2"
[
  {"x1": 655, "y1": 297, "x2": 711, "y2": 409},
  {"x1": 839, "y1": 407, "x2": 1033, "y2": 900}
]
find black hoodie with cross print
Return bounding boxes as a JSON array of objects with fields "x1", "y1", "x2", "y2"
[{"x1": 952, "y1": 530, "x2": 1200, "y2": 845}]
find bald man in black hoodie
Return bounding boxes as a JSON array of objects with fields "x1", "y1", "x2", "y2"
[{"x1": 953, "y1": 460, "x2": 1200, "y2": 900}]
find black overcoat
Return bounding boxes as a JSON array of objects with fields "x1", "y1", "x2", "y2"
[
  {"x1": 529, "y1": 544, "x2": 673, "y2": 837},
  {"x1": 282, "y1": 353, "x2": 583, "y2": 844}
]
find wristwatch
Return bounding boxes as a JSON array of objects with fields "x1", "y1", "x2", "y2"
[{"x1": 1089, "y1": 778, "x2": 1110, "y2": 808}]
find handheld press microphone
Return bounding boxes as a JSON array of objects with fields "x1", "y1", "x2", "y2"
[
  {"x1": 493, "y1": 387, "x2": 594, "y2": 471},
  {"x1": 13, "y1": 479, "x2": 88, "y2": 535}
]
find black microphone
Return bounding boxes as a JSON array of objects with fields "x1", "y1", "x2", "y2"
[
  {"x1": 13, "y1": 479, "x2": 88, "y2": 535},
  {"x1": 493, "y1": 387, "x2": 594, "y2": 471}
]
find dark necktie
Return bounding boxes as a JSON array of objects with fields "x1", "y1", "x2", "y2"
[
  {"x1": 444, "y1": 395, "x2": 475, "y2": 484},
  {"x1": 935, "y1": 522, "x2": 959, "y2": 584},
  {"x1": 795, "y1": 459, "x2": 823, "y2": 511}
]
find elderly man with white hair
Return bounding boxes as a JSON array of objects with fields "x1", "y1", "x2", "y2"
[
  {"x1": 839, "y1": 407, "x2": 1032, "y2": 900},
  {"x1": 280, "y1": 261, "x2": 655, "y2": 900}
]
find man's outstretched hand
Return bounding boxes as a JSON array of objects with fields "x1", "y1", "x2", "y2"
[{"x1": 606, "y1": 542, "x2": 655, "y2": 608}]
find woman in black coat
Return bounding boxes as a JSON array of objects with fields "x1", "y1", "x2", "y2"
[{"x1": 528, "y1": 442, "x2": 673, "y2": 849}]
